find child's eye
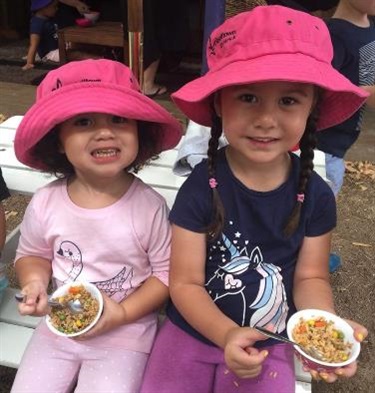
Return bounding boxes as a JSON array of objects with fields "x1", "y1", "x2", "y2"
[
  {"x1": 112, "y1": 116, "x2": 128, "y2": 124},
  {"x1": 239, "y1": 94, "x2": 257, "y2": 103},
  {"x1": 73, "y1": 117, "x2": 92, "y2": 126},
  {"x1": 280, "y1": 97, "x2": 297, "y2": 105}
]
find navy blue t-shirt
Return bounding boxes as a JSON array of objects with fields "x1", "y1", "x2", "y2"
[
  {"x1": 30, "y1": 15, "x2": 58, "y2": 59},
  {"x1": 167, "y1": 149, "x2": 336, "y2": 348},
  {"x1": 317, "y1": 17, "x2": 375, "y2": 158}
]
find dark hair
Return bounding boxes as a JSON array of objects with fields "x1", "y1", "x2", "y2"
[
  {"x1": 31, "y1": 121, "x2": 163, "y2": 177},
  {"x1": 206, "y1": 113, "x2": 225, "y2": 239},
  {"x1": 206, "y1": 108, "x2": 319, "y2": 240},
  {"x1": 282, "y1": 110, "x2": 318, "y2": 237}
]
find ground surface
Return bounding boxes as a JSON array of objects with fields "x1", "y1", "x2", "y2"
[{"x1": 0, "y1": 38, "x2": 374, "y2": 393}]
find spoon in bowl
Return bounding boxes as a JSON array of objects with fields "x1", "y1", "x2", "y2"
[
  {"x1": 254, "y1": 326, "x2": 325, "y2": 361},
  {"x1": 15, "y1": 293, "x2": 84, "y2": 314}
]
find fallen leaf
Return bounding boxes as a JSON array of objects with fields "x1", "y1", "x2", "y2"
[
  {"x1": 5, "y1": 211, "x2": 18, "y2": 220},
  {"x1": 352, "y1": 242, "x2": 372, "y2": 247}
]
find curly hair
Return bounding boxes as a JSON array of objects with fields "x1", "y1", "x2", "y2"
[{"x1": 31, "y1": 121, "x2": 163, "y2": 177}]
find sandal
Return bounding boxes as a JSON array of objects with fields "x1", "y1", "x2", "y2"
[{"x1": 144, "y1": 85, "x2": 168, "y2": 98}]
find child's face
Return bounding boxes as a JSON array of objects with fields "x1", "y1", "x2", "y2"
[
  {"x1": 58, "y1": 113, "x2": 138, "y2": 180},
  {"x1": 216, "y1": 81, "x2": 315, "y2": 166}
]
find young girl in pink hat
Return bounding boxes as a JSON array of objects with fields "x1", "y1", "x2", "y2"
[
  {"x1": 141, "y1": 6, "x2": 368, "y2": 392},
  {"x1": 12, "y1": 59, "x2": 181, "y2": 392}
]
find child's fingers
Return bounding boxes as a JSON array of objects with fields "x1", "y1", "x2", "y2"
[
  {"x1": 344, "y1": 319, "x2": 368, "y2": 342},
  {"x1": 18, "y1": 289, "x2": 48, "y2": 316},
  {"x1": 334, "y1": 361, "x2": 358, "y2": 378},
  {"x1": 235, "y1": 348, "x2": 268, "y2": 369}
]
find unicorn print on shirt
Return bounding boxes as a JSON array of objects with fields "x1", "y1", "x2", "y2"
[{"x1": 205, "y1": 228, "x2": 288, "y2": 333}]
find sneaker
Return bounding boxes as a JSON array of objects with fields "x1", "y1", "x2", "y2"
[{"x1": 329, "y1": 253, "x2": 342, "y2": 273}]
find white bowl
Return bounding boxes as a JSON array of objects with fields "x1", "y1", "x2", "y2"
[
  {"x1": 83, "y1": 11, "x2": 100, "y2": 23},
  {"x1": 287, "y1": 309, "x2": 360, "y2": 372},
  {"x1": 46, "y1": 281, "x2": 103, "y2": 338}
]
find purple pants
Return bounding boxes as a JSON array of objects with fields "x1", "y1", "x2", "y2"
[{"x1": 141, "y1": 319, "x2": 296, "y2": 393}]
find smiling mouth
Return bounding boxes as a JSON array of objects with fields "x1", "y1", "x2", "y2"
[
  {"x1": 248, "y1": 137, "x2": 278, "y2": 143},
  {"x1": 91, "y1": 148, "x2": 120, "y2": 158}
]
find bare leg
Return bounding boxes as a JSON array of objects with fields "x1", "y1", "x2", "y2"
[{"x1": 142, "y1": 58, "x2": 167, "y2": 97}]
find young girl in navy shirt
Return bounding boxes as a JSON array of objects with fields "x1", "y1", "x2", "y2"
[{"x1": 141, "y1": 6, "x2": 368, "y2": 392}]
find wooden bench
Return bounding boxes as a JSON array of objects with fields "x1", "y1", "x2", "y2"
[
  {"x1": 0, "y1": 116, "x2": 314, "y2": 392},
  {"x1": 58, "y1": 22, "x2": 128, "y2": 64}
]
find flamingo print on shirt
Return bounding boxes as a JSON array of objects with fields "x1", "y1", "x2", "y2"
[
  {"x1": 56, "y1": 240, "x2": 133, "y2": 301},
  {"x1": 206, "y1": 231, "x2": 288, "y2": 333}
]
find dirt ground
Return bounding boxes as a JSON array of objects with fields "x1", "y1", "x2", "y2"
[{"x1": 0, "y1": 38, "x2": 374, "y2": 393}]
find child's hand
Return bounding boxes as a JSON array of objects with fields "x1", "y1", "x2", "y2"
[
  {"x1": 18, "y1": 280, "x2": 49, "y2": 317},
  {"x1": 308, "y1": 319, "x2": 367, "y2": 383},
  {"x1": 76, "y1": 1, "x2": 90, "y2": 13},
  {"x1": 224, "y1": 327, "x2": 269, "y2": 379},
  {"x1": 22, "y1": 63, "x2": 34, "y2": 71},
  {"x1": 74, "y1": 292, "x2": 126, "y2": 340}
]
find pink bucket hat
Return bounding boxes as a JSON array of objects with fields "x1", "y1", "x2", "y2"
[
  {"x1": 15, "y1": 59, "x2": 182, "y2": 169},
  {"x1": 172, "y1": 5, "x2": 369, "y2": 131}
]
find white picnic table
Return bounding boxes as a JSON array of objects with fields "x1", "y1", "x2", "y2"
[{"x1": 0, "y1": 115, "x2": 313, "y2": 392}]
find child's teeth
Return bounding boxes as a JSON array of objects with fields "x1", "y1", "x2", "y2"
[{"x1": 93, "y1": 149, "x2": 117, "y2": 157}]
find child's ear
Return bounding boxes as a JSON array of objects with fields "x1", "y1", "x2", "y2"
[{"x1": 213, "y1": 92, "x2": 222, "y2": 117}]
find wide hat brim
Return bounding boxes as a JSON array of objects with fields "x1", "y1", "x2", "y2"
[
  {"x1": 172, "y1": 52, "x2": 369, "y2": 131},
  {"x1": 15, "y1": 83, "x2": 182, "y2": 169}
]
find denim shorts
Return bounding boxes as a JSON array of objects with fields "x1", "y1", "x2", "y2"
[{"x1": 325, "y1": 153, "x2": 345, "y2": 197}]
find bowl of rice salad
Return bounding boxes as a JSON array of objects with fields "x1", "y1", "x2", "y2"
[
  {"x1": 46, "y1": 282, "x2": 103, "y2": 337},
  {"x1": 287, "y1": 309, "x2": 360, "y2": 372}
]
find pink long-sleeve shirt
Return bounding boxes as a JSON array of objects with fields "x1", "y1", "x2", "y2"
[{"x1": 15, "y1": 176, "x2": 171, "y2": 353}]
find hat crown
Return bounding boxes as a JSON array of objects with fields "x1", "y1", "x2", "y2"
[
  {"x1": 206, "y1": 5, "x2": 333, "y2": 73},
  {"x1": 36, "y1": 59, "x2": 141, "y2": 101}
]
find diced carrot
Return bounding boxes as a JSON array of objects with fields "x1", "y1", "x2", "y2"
[
  {"x1": 68, "y1": 286, "x2": 81, "y2": 295},
  {"x1": 314, "y1": 320, "x2": 326, "y2": 328},
  {"x1": 299, "y1": 325, "x2": 307, "y2": 333}
]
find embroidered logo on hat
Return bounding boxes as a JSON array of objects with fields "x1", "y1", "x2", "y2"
[
  {"x1": 208, "y1": 30, "x2": 236, "y2": 56},
  {"x1": 172, "y1": 5, "x2": 369, "y2": 131},
  {"x1": 15, "y1": 59, "x2": 182, "y2": 169}
]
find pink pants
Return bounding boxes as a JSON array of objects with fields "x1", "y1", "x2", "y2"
[
  {"x1": 141, "y1": 319, "x2": 296, "y2": 393},
  {"x1": 11, "y1": 326, "x2": 148, "y2": 393}
]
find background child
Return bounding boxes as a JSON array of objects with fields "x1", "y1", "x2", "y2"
[
  {"x1": 23, "y1": 0, "x2": 91, "y2": 71},
  {"x1": 12, "y1": 59, "x2": 181, "y2": 392},
  {"x1": 141, "y1": 6, "x2": 368, "y2": 393},
  {"x1": 23, "y1": 0, "x2": 60, "y2": 70},
  {"x1": 317, "y1": 0, "x2": 375, "y2": 197}
]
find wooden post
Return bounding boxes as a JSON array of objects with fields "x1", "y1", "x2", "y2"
[{"x1": 127, "y1": 0, "x2": 144, "y2": 89}]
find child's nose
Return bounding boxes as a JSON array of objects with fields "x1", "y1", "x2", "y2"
[
  {"x1": 94, "y1": 123, "x2": 116, "y2": 139},
  {"x1": 253, "y1": 105, "x2": 277, "y2": 130}
]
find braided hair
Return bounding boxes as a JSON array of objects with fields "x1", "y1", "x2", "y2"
[
  {"x1": 206, "y1": 108, "x2": 319, "y2": 240},
  {"x1": 283, "y1": 108, "x2": 319, "y2": 237},
  {"x1": 206, "y1": 113, "x2": 226, "y2": 239}
]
